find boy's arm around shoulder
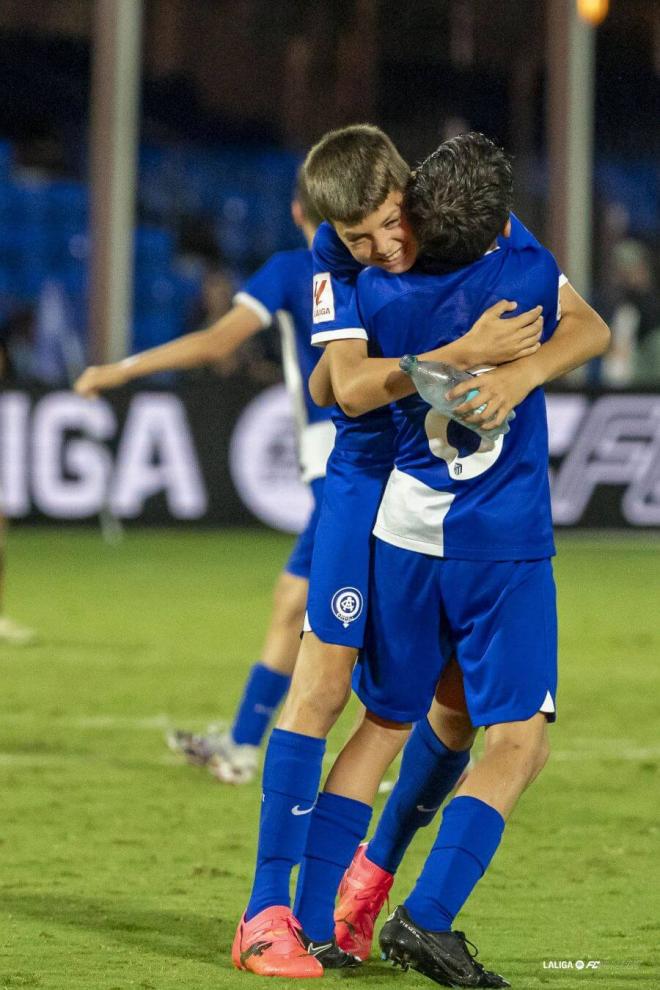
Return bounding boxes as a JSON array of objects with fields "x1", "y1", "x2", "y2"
[
  {"x1": 449, "y1": 281, "x2": 611, "y2": 430},
  {"x1": 523, "y1": 280, "x2": 610, "y2": 385},
  {"x1": 316, "y1": 296, "x2": 545, "y2": 417}
]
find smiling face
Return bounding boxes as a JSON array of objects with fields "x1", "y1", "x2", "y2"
[{"x1": 333, "y1": 190, "x2": 418, "y2": 273}]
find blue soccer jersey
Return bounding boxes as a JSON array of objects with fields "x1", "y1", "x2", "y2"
[
  {"x1": 303, "y1": 224, "x2": 396, "y2": 647},
  {"x1": 356, "y1": 233, "x2": 566, "y2": 561},
  {"x1": 235, "y1": 249, "x2": 335, "y2": 482},
  {"x1": 311, "y1": 222, "x2": 396, "y2": 460}
]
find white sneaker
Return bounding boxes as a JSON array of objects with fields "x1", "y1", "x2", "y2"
[
  {"x1": 208, "y1": 731, "x2": 259, "y2": 785},
  {"x1": 0, "y1": 616, "x2": 36, "y2": 645},
  {"x1": 166, "y1": 728, "x2": 222, "y2": 767}
]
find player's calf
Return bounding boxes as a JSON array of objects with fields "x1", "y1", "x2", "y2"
[{"x1": 458, "y1": 713, "x2": 549, "y2": 819}]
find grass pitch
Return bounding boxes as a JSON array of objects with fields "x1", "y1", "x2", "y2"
[{"x1": 0, "y1": 527, "x2": 658, "y2": 990}]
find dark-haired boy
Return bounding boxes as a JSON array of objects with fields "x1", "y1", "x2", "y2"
[{"x1": 317, "y1": 133, "x2": 609, "y2": 987}]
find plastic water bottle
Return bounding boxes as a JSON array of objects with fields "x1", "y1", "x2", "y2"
[{"x1": 399, "y1": 354, "x2": 513, "y2": 441}]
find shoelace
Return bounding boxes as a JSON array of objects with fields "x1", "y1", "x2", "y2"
[
  {"x1": 287, "y1": 915, "x2": 308, "y2": 947},
  {"x1": 249, "y1": 912, "x2": 298, "y2": 943},
  {"x1": 453, "y1": 932, "x2": 488, "y2": 975}
]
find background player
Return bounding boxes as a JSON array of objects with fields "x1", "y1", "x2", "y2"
[{"x1": 75, "y1": 174, "x2": 333, "y2": 785}]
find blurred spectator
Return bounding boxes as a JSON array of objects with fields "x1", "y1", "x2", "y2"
[
  {"x1": 0, "y1": 280, "x2": 83, "y2": 387},
  {"x1": 190, "y1": 266, "x2": 282, "y2": 385},
  {"x1": 601, "y1": 239, "x2": 660, "y2": 386},
  {"x1": 0, "y1": 302, "x2": 35, "y2": 382},
  {"x1": 188, "y1": 268, "x2": 235, "y2": 331},
  {"x1": 32, "y1": 278, "x2": 84, "y2": 386}
]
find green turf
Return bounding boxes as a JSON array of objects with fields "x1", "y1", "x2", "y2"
[{"x1": 0, "y1": 527, "x2": 658, "y2": 989}]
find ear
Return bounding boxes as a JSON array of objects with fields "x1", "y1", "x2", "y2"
[
  {"x1": 291, "y1": 199, "x2": 304, "y2": 230},
  {"x1": 502, "y1": 216, "x2": 512, "y2": 238}
]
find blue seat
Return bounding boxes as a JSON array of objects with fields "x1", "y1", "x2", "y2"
[
  {"x1": 135, "y1": 226, "x2": 174, "y2": 268},
  {"x1": 46, "y1": 182, "x2": 88, "y2": 233}
]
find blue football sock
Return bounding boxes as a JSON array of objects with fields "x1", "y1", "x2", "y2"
[
  {"x1": 293, "y1": 791, "x2": 372, "y2": 942},
  {"x1": 404, "y1": 796, "x2": 505, "y2": 931},
  {"x1": 245, "y1": 728, "x2": 325, "y2": 920},
  {"x1": 368, "y1": 718, "x2": 471, "y2": 875},
  {"x1": 231, "y1": 663, "x2": 291, "y2": 746}
]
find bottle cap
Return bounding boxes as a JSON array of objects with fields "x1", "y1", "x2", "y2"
[{"x1": 399, "y1": 354, "x2": 417, "y2": 373}]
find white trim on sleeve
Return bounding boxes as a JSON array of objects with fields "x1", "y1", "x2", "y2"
[
  {"x1": 233, "y1": 291, "x2": 272, "y2": 328},
  {"x1": 556, "y1": 274, "x2": 569, "y2": 321},
  {"x1": 311, "y1": 328, "x2": 368, "y2": 347}
]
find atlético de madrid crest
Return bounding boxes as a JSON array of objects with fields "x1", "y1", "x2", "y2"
[{"x1": 331, "y1": 587, "x2": 364, "y2": 628}]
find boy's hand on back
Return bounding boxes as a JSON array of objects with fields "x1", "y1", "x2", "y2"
[{"x1": 461, "y1": 301, "x2": 543, "y2": 368}]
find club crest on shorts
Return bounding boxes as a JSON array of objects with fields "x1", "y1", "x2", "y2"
[{"x1": 331, "y1": 587, "x2": 363, "y2": 628}]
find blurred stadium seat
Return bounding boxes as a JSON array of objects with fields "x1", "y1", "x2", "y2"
[{"x1": 0, "y1": 140, "x2": 303, "y2": 355}]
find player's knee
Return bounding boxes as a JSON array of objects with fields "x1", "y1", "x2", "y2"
[
  {"x1": 428, "y1": 703, "x2": 476, "y2": 752},
  {"x1": 318, "y1": 674, "x2": 352, "y2": 718},
  {"x1": 487, "y1": 716, "x2": 548, "y2": 783},
  {"x1": 281, "y1": 634, "x2": 355, "y2": 729},
  {"x1": 297, "y1": 677, "x2": 350, "y2": 729},
  {"x1": 283, "y1": 660, "x2": 351, "y2": 731}
]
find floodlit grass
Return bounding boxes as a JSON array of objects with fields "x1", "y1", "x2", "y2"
[{"x1": 1, "y1": 527, "x2": 658, "y2": 989}]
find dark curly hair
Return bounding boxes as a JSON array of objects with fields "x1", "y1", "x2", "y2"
[{"x1": 405, "y1": 133, "x2": 513, "y2": 268}]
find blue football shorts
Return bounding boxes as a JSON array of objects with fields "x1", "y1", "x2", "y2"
[
  {"x1": 284, "y1": 476, "x2": 326, "y2": 580},
  {"x1": 354, "y1": 539, "x2": 558, "y2": 725},
  {"x1": 304, "y1": 448, "x2": 393, "y2": 648}
]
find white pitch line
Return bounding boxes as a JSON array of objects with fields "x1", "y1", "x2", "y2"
[
  {"x1": 0, "y1": 748, "x2": 657, "y2": 769},
  {"x1": 0, "y1": 714, "x2": 205, "y2": 730},
  {"x1": 72, "y1": 715, "x2": 171, "y2": 730},
  {"x1": 0, "y1": 719, "x2": 656, "y2": 764},
  {"x1": 0, "y1": 753, "x2": 78, "y2": 765},
  {"x1": 552, "y1": 747, "x2": 660, "y2": 761}
]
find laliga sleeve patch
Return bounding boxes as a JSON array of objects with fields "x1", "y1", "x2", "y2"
[{"x1": 313, "y1": 272, "x2": 335, "y2": 324}]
